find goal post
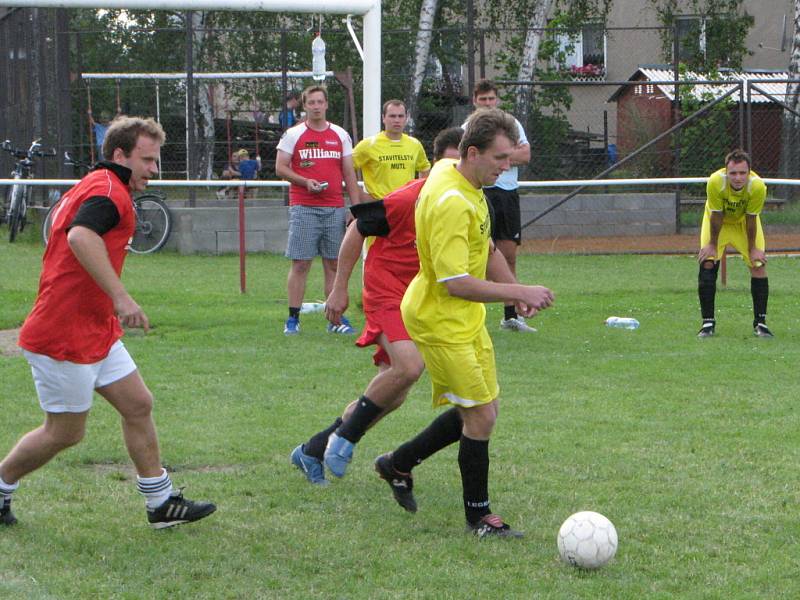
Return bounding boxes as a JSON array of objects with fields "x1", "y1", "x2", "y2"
[{"x1": 6, "y1": 0, "x2": 383, "y2": 137}]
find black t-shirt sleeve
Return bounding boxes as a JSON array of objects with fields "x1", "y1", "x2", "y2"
[
  {"x1": 351, "y1": 200, "x2": 390, "y2": 237},
  {"x1": 68, "y1": 196, "x2": 121, "y2": 236}
]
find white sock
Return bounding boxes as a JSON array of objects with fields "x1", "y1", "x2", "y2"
[
  {"x1": 136, "y1": 468, "x2": 174, "y2": 509},
  {"x1": 0, "y1": 474, "x2": 19, "y2": 497}
]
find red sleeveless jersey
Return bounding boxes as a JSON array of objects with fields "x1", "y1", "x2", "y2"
[
  {"x1": 360, "y1": 178, "x2": 425, "y2": 313},
  {"x1": 19, "y1": 166, "x2": 136, "y2": 363}
]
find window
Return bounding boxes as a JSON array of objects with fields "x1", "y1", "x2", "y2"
[
  {"x1": 675, "y1": 16, "x2": 706, "y2": 63},
  {"x1": 555, "y1": 23, "x2": 606, "y2": 77}
]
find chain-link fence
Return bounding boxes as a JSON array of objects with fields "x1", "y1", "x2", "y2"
[{"x1": 2, "y1": 9, "x2": 798, "y2": 207}]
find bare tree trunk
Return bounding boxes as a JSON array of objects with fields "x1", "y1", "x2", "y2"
[
  {"x1": 406, "y1": 0, "x2": 439, "y2": 133},
  {"x1": 780, "y1": 0, "x2": 800, "y2": 200},
  {"x1": 514, "y1": 0, "x2": 553, "y2": 124},
  {"x1": 191, "y1": 11, "x2": 215, "y2": 180}
]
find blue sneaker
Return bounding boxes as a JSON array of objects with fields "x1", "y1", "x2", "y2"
[
  {"x1": 323, "y1": 432, "x2": 355, "y2": 478},
  {"x1": 327, "y1": 315, "x2": 356, "y2": 334},
  {"x1": 284, "y1": 316, "x2": 300, "y2": 335},
  {"x1": 290, "y1": 444, "x2": 328, "y2": 486}
]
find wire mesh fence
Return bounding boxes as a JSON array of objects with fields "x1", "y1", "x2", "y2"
[{"x1": 2, "y1": 8, "x2": 799, "y2": 209}]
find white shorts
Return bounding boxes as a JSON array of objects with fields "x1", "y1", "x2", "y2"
[{"x1": 22, "y1": 340, "x2": 137, "y2": 413}]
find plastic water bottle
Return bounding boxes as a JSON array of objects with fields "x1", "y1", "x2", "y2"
[
  {"x1": 605, "y1": 317, "x2": 640, "y2": 329},
  {"x1": 312, "y1": 35, "x2": 326, "y2": 81},
  {"x1": 300, "y1": 302, "x2": 326, "y2": 314}
]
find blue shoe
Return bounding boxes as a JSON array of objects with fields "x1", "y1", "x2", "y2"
[
  {"x1": 324, "y1": 432, "x2": 355, "y2": 478},
  {"x1": 284, "y1": 316, "x2": 300, "y2": 335},
  {"x1": 290, "y1": 444, "x2": 328, "y2": 486},
  {"x1": 327, "y1": 315, "x2": 356, "y2": 334}
]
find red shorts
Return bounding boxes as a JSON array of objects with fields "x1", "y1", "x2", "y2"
[{"x1": 356, "y1": 307, "x2": 412, "y2": 366}]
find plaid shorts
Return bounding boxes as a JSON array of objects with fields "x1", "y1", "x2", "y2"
[{"x1": 285, "y1": 205, "x2": 347, "y2": 260}]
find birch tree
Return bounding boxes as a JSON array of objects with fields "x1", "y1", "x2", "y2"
[
  {"x1": 780, "y1": 0, "x2": 800, "y2": 199},
  {"x1": 406, "y1": 0, "x2": 440, "y2": 133},
  {"x1": 514, "y1": 0, "x2": 554, "y2": 121},
  {"x1": 187, "y1": 11, "x2": 216, "y2": 180}
]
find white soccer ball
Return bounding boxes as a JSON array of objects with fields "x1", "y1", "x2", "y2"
[{"x1": 557, "y1": 511, "x2": 618, "y2": 569}]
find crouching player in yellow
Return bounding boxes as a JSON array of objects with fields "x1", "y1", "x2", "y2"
[
  {"x1": 373, "y1": 108, "x2": 554, "y2": 538},
  {"x1": 697, "y1": 149, "x2": 772, "y2": 338}
]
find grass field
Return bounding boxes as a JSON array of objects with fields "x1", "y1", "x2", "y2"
[{"x1": 1, "y1": 234, "x2": 799, "y2": 599}]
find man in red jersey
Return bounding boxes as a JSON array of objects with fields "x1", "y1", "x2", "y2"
[
  {"x1": 276, "y1": 85, "x2": 366, "y2": 336},
  {"x1": 0, "y1": 117, "x2": 215, "y2": 529},
  {"x1": 290, "y1": 128, "x2": 464, "y2": 487}
]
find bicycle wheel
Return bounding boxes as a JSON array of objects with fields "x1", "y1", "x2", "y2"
[
  {"x1": 130, "y1": 195, "x2": 172, "y2": 254},
  {"x1": 7, "y1": 184, "x2": 23, "y2": 243},
  {"x1": 42, "y1": 200, "x2": 59, "y2": 246},
  {"x1": 18, "y1": 188, "x2": 28, "y2": 233}
]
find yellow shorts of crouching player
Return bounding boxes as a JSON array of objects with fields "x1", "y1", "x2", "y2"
[
  {"x1": 700, "y1": 213, "x2": 765, "y2": 268},
  {"x1": 417, "y1": 327, "x2": 499, "y2": 408}
]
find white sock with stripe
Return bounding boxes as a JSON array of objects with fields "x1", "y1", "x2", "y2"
[
  {"x1": 136, "y1": 468, "x2": 174, "y2": 509},
  {"x1": 0, "y1": 474, "x2": 19, "y2": 498}
]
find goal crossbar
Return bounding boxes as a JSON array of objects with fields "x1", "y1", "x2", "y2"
[{"x1": 9, "y1": 0, "x2": 382, "y2": 136}]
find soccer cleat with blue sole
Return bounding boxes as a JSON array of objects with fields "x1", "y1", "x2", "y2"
[{"x1": 291, "y1": 444, "x2": 329, "y2": 486}]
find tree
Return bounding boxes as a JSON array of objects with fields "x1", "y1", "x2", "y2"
[
  {"x1": 514, "y1": 0, "x2": 554, "y2": 120},
  {"x1": 780, "y1": 0, "x2": 800, "y2": 199},
  {"x1": 406, "y1": 0, "x2": 440, "y2": 132},
  {"x1": 650, "y1": 0, "x2": 754, "y2": 71}
]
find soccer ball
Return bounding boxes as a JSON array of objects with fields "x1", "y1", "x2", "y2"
[{"x1": 557, "y1": 511, "x2": 618, "y2": 569}]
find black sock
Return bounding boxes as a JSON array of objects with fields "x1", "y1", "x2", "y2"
[
  {"x1": 751, "y1": 277, "x2": 769, "y2": 326},
  {"x1": 392, "y1": 408, "x2": 463, "y2": 473},
  {"x1": 289, "y1": 306, "x2": 300, "y2": 319},
  {"x1": 504, "y1": 305, "x2": 517, "y2": 321},
  {"x1": 337, "y1": 396, "x2": 382, "y2": 443},
  {"x1": 303, "y1": 418, "x2": 342, "y2": 460},
  {"x1": 698, "y1": 261, "x2": 719, "y2": 321},
  {"x1": 458, "y1": 435, "x2": 490, "y2": 524}
]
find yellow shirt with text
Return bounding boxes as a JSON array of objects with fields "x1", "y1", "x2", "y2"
[
  {"x1": 400, "y1": 159, "x2": 491, "y2": 346},
  {"x1": 353, "y1": 132, "x2": 431, "y2": 199},
  {"x1": 705, "y1": 167, "x2": 766, "y2": 225}
]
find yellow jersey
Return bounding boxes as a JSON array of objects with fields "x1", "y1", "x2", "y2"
[
  {"x1": 400, "y1": 159, "x2": 491, "y2": 346},
  {"x1": 705, "y1": 167, "x2": 766, "y2": 225},
  {"x1": 353, "y1": 132, "x2": 431, "y2": 199}
]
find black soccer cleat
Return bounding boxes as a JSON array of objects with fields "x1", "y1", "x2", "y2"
[
  {"x1": 1, "y1": 496, "x2": 17, "y2": 526},
  {"x1": 466, "y1": 514, "x2": 524, "y2": 539},
  {"x1": 697, "y1": 322, "x2": 715, "y2": 338},
  {"x1": 147, "y1": 490, "x2": 216, "y2": 529},
  {"x1": 754, "y1": 323, "x2": 774, "y2": 338},
  {"x1": 374, "y1": 453, "x2": 417, "y2": 513}
]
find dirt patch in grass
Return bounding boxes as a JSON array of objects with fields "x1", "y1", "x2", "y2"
[
  {"x1": 0, "y1": 328, "x2": 21, "y2": 357},
  {"x1": 85, "y1": 462, "x2": 246, "y2": 477}
]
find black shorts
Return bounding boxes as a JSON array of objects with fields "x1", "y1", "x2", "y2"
[{"x1": 484, "y1": 187, "x2": 521, "y2": 244}]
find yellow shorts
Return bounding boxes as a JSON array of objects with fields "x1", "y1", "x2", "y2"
[
  {"x1": 700, "y1": 214, "x2": 765, "y2": 268},
  {"x1": 416, "y1": 327, "x2": 499, "y2": 408}
]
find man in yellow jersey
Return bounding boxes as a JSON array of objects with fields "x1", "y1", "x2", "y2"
[
  {"x1": 373, "y1": 108, "x2": 554, "y2": 539},
  {"x1": 353, "y1": 99, "x2": 430, "y2": 200},
  {"x1": 697, "y1": 149, "x2": 772, "y2": 338}
]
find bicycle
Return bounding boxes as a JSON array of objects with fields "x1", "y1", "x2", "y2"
[
  {"x1": 2, "y1": 139, "x2": 56, "y2": 242},
  {"x1": 42, "y1": 152, "x2": 172, "y2": 254}
]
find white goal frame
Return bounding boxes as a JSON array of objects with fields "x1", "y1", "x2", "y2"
[{"x1": 7, "y1": 0, "x2": 383, "y2": 137}]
